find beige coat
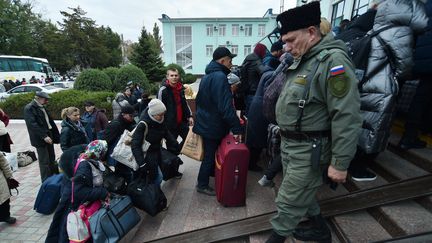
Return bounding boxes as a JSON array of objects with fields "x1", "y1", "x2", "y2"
[{"x1": 0, "y1": 153, "x2": 13, "y2": 205}]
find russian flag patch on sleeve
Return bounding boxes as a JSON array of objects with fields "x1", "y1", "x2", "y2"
[{"x1": 330, "y1": 65, "x2": 345, "y2": 76}]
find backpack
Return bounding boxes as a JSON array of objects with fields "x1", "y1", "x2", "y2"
[
  {"x1": 345, "y1": 26, "x2": 393, "y2": 85},
  {"x1": 262, "y1": 54, "x2": 294, "y2": 123}
]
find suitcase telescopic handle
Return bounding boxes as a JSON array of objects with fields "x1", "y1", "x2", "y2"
[{"x1": 234, "y1": 165, "x2": 239, "y2": 190}]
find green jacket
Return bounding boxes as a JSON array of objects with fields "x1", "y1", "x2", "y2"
[{"x1": 275, "y1": 34, "x2": 362, "y2": 171}]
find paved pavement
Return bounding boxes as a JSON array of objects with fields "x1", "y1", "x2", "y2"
[{"x1": 0, "y1": 121, "x2": 63, "y2": 242}]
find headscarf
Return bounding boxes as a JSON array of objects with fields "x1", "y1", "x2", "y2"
[{"x1": 77, "y1": 140, "x2": 108, "y2": 171}]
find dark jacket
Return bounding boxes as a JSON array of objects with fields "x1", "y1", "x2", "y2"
[
  {"x1": 60, "y1": 119, "x2": 89, "y2": 151},
  {"x1": 413, "y1": 0, "x2": 432, "y2": 76},
  {"x1": 3, "y1": 82, "x2": 12, "y2": 91},
  {"x1": 246, "y1": 66, "x2": 273, "y2": 149},
  {"x1": 82, "y1": 109, "x2": 109, "y2": 141},
  {"x1": 157, "y1": 81, "x2": 192, "y2": 131},
  {"x1": 103, "y1": 115, "x2": 135, "y2": 147},
  {"x1": 240, "y1": 53, "x2": 266, "y2": 95},
  {"x1": 132, "y1": 109, "x2": 180, "y2": 179},
  {"x1": 193, "y1": 60, "x2": 243, "y2": 139},
  {"x1": 23, "y1": 100, "x2": 60, "y2": 147},
  {"x1": 335, "y1": 9, "x2": 377, "y2": 42},
  {"x1": 46, "y1": 145, "x2": 86, "y2": 243},
  {"x1": 72, "y1": 160, "x2": 108, "y2": 210}
]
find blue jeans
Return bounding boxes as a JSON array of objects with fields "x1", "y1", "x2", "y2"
[{"x1": 197, "y1": 137, "x2": 221, "y2": 189}]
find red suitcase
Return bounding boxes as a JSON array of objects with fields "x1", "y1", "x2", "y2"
[{"x1": 215, "y1": 134, "x2": 249, "y2": 207}]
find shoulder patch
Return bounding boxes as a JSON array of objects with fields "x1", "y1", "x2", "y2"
[{"x1": 328, "y1": 74, "x2": 350, "y2": 98}]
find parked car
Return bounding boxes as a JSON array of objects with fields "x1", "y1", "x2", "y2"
[
  {"x1": 48, "y1": 81, "x2": 74, "y2": 89},
  {"x1": 0, "y1": 84, "x2": 64, "y2": 101}
]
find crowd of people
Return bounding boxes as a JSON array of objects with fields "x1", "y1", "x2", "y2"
[{"x1": 0, "y1": 0, "x2": 430, "y2": 242}]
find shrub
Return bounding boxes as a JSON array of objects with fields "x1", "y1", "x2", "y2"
[
  {"x1": 102, "y1": 67, "x2": 120, "y2": 90},
  {"x1": 114, "y1": 64, "x2": 149, "y2": 92},
  {"x1": 0, "y1": 89, "x2": 116, "y2": 120},
  {"x1": 183, "y1": 73, "x2": 197, "y2": 84},
  {"x1": 148, "y1": 82, "x2": 161, "y2": 96},
  {"x1": 74, "y1": 69, "x2": 112, "y2": 91}
]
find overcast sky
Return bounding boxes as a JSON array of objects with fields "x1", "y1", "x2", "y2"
[{"x1": 34, "y1": 0, "x2": 297, "y2": 42}]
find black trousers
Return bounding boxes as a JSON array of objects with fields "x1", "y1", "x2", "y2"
[
  {"x1": 36, "y1": 144, "x2": 58, "y2": 182},
  {"x1": 0, "y1": 199, "x2": 11, "y2": 220},
  {"x1": 403, "y1": 76, "x2": 432, "y2": 140},
  {"x1": 169, "y1": 123, "x2": 189, "y2": 149}
]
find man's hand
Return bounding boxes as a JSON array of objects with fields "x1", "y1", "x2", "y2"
[
  {"x1": 44, "y1": 136, "x2": 53, "y2": 144},
  {"x1": 328, "y1": 165, "x2": 347, "y2": 183},
  {"x1": 188, "y1": 117, "x2": 194, "y2": 126}
]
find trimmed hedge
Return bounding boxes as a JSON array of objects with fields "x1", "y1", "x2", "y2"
[
  {"x1": 103, "y1": 67, "x2": 120, "y2": 90},
  {"x1": 0, "y1": 89, "x2": 116, "y2": 120},
  {"x1": 74, "y1": 69, "x2": 112, "y2": 91},
  {"x1": 114, "y1": 64, "x2": 150, "y2": 92}
]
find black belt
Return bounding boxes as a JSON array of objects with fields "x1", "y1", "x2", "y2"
[{"x1": 279, "y1": 130, "x2": 331, "y2": 141}]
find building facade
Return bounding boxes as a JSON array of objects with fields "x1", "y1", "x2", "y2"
[
  {"x1": 297, "y1": 0, "x2": 375, "y2": 27},
  {"x1": 159, "y1": 9, "x2": 278, "y2": 75}
]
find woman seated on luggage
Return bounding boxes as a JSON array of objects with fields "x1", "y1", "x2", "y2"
[
  {"x1": 131, "y1": 99, "x2": 181, "y2": 185},
  {"x1": 72, "y1": 140, "x2": 110, "y2": 209},
  {"x1": 60, "y1": 107, "x2": 89, "y2": 151},
  {"x1": 46, "y1": 144, "x2": 87, "y2": 243}
]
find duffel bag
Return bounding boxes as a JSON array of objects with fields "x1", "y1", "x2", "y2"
[
  {"x1": 127, "y1": 176, "x2": 167, "y2": 216},
  {"x1": 160, "y1": 148, "x2": 182, "y2": 181},
  {"x1": 89, "y1": 195, "x2": 140, "y2": 243}
]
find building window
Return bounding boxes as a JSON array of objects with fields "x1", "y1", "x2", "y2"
[
  {"x1": 175, "y1": 26, "x2": 192, "y2": 70},
  {"x1": 232, "y1": 24, "x2": 239, "y2": 36},
  {"x1": 244, "y1": 24, "x2": 252, "y2": 36},
  {"x1": 352, "y1": 0, "x2": 370, "y2": 18},
  {"x1": 258, "y1": 24, "x2": 266, "y2": 37},
  {"x1": 206, "y1": 24, "x2": 213, "y2": 36},
  {"x1": 206, "y1": 45, "x2": 213, "y2": 57},
  {"x1": 219, "y1": 24, "x2": 226, "y2": 36},
  {"x1": 244, "y1": 45, "x2": 251, "y2": 56},
  {"x1": 331, "y1": 1, "x2": 346, "y2": 27},
  {"x1": 231, "y1": 45, "x2": 238, "y2": 55}
]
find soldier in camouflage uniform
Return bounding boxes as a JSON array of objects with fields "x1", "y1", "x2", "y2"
[{"x1": 266, "y1": 2, "x2": 362, "y2": 243}]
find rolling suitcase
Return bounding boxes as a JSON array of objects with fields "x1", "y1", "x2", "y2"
[
  {"x1": 34, "y1": 173, "x2": 63, "y2": 214},
  {"x1": 215, "y1": 134, "x2": 249, "y2": 207}
]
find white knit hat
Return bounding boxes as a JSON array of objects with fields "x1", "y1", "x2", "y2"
[{"x1": 148, "y1": 99, "x2": 166, "y2": 116}]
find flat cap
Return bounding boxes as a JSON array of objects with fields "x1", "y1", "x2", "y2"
[{"x1": 35, "y1": 91, "x2": 50, "y2": 99}]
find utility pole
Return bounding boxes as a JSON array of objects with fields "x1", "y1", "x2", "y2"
[{"x1": 280, "y1": 0, "x2": 284, "y2": 13}]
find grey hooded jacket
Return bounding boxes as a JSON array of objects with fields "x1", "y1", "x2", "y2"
[{"x1": 358, "y1": 0, "x2": 428, "y2": 154}]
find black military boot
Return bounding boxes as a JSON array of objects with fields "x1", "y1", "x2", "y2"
[
  {"x1": 293, "y1": 214, "x2": 331, "y2": 243},
  {"x1": 265, "y1": 230, "x2": 286, "y2": 243}
]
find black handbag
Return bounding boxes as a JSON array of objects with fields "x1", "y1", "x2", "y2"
[
  {"x1": 159, "y1": 148, "x2": 182, "y2": 181},
  {"x1": 7, "y1": 178, "x2": 19, "y2": 195},
  {"x1": 103, "y1": 168, "x2": 127, "y2": 195},
  {"x1": 127, "y1": 175, "x2": 167, "y2": 216}
]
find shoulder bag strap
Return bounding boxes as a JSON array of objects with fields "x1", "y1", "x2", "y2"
[
  {"x1": 294, "y1": 58, "x2": 323, "y2": 132},
  {"x1": 71, "y1": 159, "x2": 83, "y2": 204}
]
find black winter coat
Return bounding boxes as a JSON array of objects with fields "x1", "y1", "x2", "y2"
[
  {"x1": 23, "y1": 100, "x2": 60, "y2": 147},
  {"x1": 413, "y1": 0, "x2": 432, "y2": 76},
  {"x1": 193, "y1": 60, "x2": 243, "y2": 139},
  {"x1": 60, "y1": 119, "x2": 89, "y2": 151},
  {"x1": 335, "y1": 9, "x2": 377, "y2": 42},
  {"x1": 240, "y1": 53, "x2": 266, "y2": 95},
  {"x1": 72, "y1": 160, "x2": 108, "y2": 210},
  {"x1": 157, "y1": 81, "x2": 192, "y2": 131},
  {"x1": 103, "y1": 116, "x2": 135, "y2": 147},
  {"x1": 132, "y1": 109, "x2": 180, "y2": 179},
  {"x1": 246, "y1": 66, "x2": 273, "y2": 149}
]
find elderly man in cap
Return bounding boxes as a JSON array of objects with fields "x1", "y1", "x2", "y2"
[
  {"x1": 24, "y1": 91, "x2": 60, "y2": 182},
  {"x1": 193, "y1": 47, "x2": 243, "y2": 196},
  {"x1": 266, "y1": 2, "x2": 362, "y2": 243}
]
